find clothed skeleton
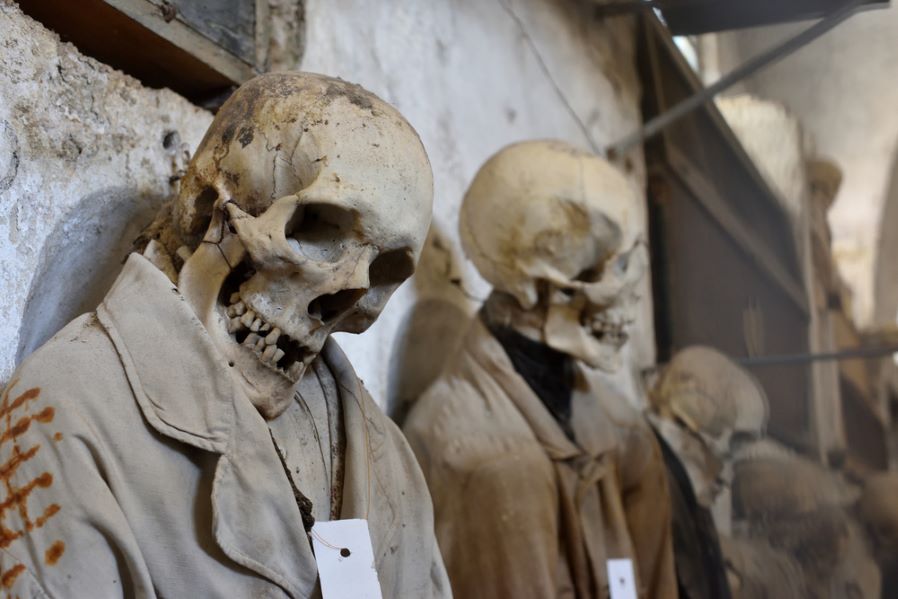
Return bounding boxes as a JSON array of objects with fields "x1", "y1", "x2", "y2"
[
  {"x1": 648, "y1": 346, "x2": 770, "y2": 599},
  {"x1": 405, "y1": 140, "x2": 677, "y2": 598},
  {"x1": 649, "y1": 346, "x2": 769, "y2": 531},
  {"x1": 0, "y1": 73, "x2": 449, "y2": 598}
]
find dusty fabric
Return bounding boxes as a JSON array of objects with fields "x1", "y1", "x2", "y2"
[
  {"x1": 654, "y1": 430, "x2": 731, "y2": 599},
  {"x1": 404, "y1": 317, "x2": 677, "y2": 599},
  {"x1": 730, "y1": 440, "x2": 879, "y2": 598},
  {"x1": 269, "y1": 361, "x2": 345, "y2": 521},
  {"x1": 721, "y1": 536, "x2": 807, "y2": 599},
  {"x1": 0, "y1": 253, "x2": 449, "y2": 598},
  {"x1": 731, "y1": 440, "x2": 850, "y2": 521}
]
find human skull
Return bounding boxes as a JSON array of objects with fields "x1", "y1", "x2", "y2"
[
  {"x1": 174, "y1": 73, "x2": 432, "y2": 418},
  {"x1": 653, "y1": 346, "x2": 769, "y2": 447},
  {"x1": 650, "y1": 346, "x2": 768, "y2": 507},
  {"x1": 459, "y1": 140, "x2": 645, "y2": 371}
]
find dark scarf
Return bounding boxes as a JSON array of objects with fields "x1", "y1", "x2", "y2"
[
  {"x1": 653, "y1": 428, "x2": 732, "y2": 599},
  {"x1": 481, "y1": 310, "x2": 576, "y2": 440}
]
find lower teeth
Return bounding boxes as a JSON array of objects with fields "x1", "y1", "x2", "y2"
[{"x1": 227, "y1": 297, "x2": 307, "y2": 379}]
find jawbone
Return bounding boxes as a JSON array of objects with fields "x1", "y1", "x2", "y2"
[
  {"x1": 543, "y1": 300, "x2": 625, "y2": 372},
  {"x1": 178, "y1": 233, "x2": 300, "y2": 419}
]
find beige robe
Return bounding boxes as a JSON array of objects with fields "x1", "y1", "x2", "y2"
[
  {"x1": 0, "y1": 253, "x2": 449, "y2": 598},
  {"x1": 404, "y1": 318, "x2": 676, "y2": 599}
]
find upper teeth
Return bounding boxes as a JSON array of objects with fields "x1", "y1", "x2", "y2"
[
  {"x1": 225, "y1": 296, "x2": 306, "y2": 380},
  {"x1": 590, "y1": 317, "x2": 629, "y2": 343}
]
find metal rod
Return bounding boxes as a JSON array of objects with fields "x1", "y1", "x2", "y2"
[
  {"x1": 738, "y1": 344, "x2": 898, "y2": 367},
  {"x1": 606, "y1": 0, "x2": 868, "y2": 158}
]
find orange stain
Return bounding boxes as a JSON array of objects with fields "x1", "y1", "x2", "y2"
[
  {"x1": 0, "y1": 564, "x2": 24, "y2": 588},
  {"x1": 0, "y1": 384, "x2": 61, "y2": 566},
  {"x1": 33, "y1": 504, "x2": 59, "y2": 529},
  {"x1": 33, "y1": 408, "x2": 54, "y2": 424},
  {"x1": 44, "y1": 540, "x2": 64, "y2": 566},
  {"x1": 0, "y1": 388, "x2": 41, "y2": 419},
  {"x1": 1, "y1": 418, "x2": 31, "y2": 444},
  {"x1": 0, "y1": 445, "x2": 40, "y2": 480}
]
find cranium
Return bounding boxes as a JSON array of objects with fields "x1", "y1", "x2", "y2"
[
  {"x1": 650, "y1": 346, "x2": 769, "y2": 506},
  {"x1": 653, "y1": 346, "x2": 769, "y2": 447},
  {"x1": 459, "y1": 140, "x2": 645, "y2": 371},
  {"x1": 171, "y1": 73, "x2": 432, "y2": 418}
]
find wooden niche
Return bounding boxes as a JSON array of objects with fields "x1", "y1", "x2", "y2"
[{"x1": 17, "y1": 0, "x2": 270, "y2": 107}]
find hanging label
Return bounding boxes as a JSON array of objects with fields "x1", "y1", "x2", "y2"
[
  {"x1": 311, "y1": 519, "x2": 382, "y2": 599},
  {"x1": 607, "y1": 559, "x2": 637, "y2": 599}
]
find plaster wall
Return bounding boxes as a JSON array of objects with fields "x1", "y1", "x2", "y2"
[
  {"x1": 0, "y1": 1, "x2": 211, "y2": 381},
  {"x1": 1, "y1": 0, "x2": 650, "y2": 415},
  {"x1": 296, "y1": 0, "x2": 651, "y2": 414},
  {"x1": 709, "y1": 5, "x2": 898, "y2": 328}
]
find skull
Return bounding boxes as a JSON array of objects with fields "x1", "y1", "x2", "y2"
[
  {"x1": 653, "y1": 346, "x2": 769, "y2": 446},
  {"x1": 459, "y1": 140, "x2": 645, "y2": 371},
  {"x1": 650, "y1": 346, "x2": 769, "y2": 506},
  {"x1": 174, "y1": 73, "x2": 432, "y2": 418}
]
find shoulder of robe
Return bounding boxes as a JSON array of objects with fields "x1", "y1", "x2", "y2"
[
  {"x1": 0, "y1": 313, "x2": 143, "y2": 598},
  {"x1": 12, "y1": 312, "x2": 130, "y2": 422},
  {"x1": 587, "y1": 377, "x2": 659, "y2": 478},
  {"x1": 618, "y1": 416, "x2": 665, "y2": 489},
  {"x1": 361, "y1": 386, "x2": 432, "y2": 497},
  {"x1": 404, "y1": 376, "x2": 543, "y2": 479},
  {"x1": 451, "y1": 445, "x2": 557, "y2": 527}
]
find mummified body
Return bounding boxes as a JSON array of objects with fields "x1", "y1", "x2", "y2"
[
  {"x1": 0, "y1": 73, "x2": 449, "y2": 598},
  {"x1": 404, "y1": 140, "x2": 677, "y2": 598},
  {"x1": 648, "y1": 346, "x2": 770, "y2": 599}
]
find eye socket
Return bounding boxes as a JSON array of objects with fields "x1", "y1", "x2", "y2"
[
  {"x1": 285, "y1": 203, "x2": 357, "y2": 262},
  {"x1": 369, "y1": 249, "x2": 415, "y2": 287},
  {"x1": 574, "y1": 265, "x2": 603, "y2": 283},
  {"x1": 186, "y1": 186, "x2": 218, "y2": 235}
]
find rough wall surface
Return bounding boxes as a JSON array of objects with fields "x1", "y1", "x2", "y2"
[
  {"x1": 0, "y1": 1, "x2": 211, "y2": 381},
  {"x1": 710, "y1": 5, "x2": 898, "y2": 327},
  {"x1": 295, "y1": 0, "x2": 650, "y2": 413}
]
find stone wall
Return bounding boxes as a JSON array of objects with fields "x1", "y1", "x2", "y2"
[
  {"x1": 0, "y1": 1, "x2": 210, "y2": 381},
  {"x1": 1, "y1": 0, "x2": 649, "y2": 414}
]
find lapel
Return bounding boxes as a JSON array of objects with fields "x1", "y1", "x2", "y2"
[
  {"x1": 97, "y1": 254, "x2": 318, "y2": 597},
  {"x1": 322, "y1": 339, "x2": 398, "y2": 565},
  {"x1": 464, "y1": 317, "x2": 627, "y2": 592},
  {"x1": 212, "y1": 395, "x2": 319, "y2": 597},
  {"x1": 467, "y1": 319, "x2": 580, "y2": 461}
]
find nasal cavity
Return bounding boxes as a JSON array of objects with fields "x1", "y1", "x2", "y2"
[{"x1": 308, "y1": 288, "x2": 366, "y2": 323}]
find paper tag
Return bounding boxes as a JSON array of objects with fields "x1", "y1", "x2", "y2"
[
  {"x1": 607, "y1": 559, "x2": 637, "y2": 599},
  {"x1": 311, "y1": 519, "x2": 382, "y2": 599}
]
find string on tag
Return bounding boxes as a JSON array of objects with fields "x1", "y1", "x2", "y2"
[
  {"x1": 311, "y1": 528, "x2": 351, "y2": 557},
  {"x1": 311, "y1": 385, "x2": 373, "y2": 556}
]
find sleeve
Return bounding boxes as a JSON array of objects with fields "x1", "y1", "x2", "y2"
[
  {"x1": 0, "y1": 373, "x2": 155, "y2": 598},
  {"x1": 621, "y1": 422, "x2": 679, "y2": 599},
  {"x1": 433, "y1": 447, "x2": 561, "y2": 599}
]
